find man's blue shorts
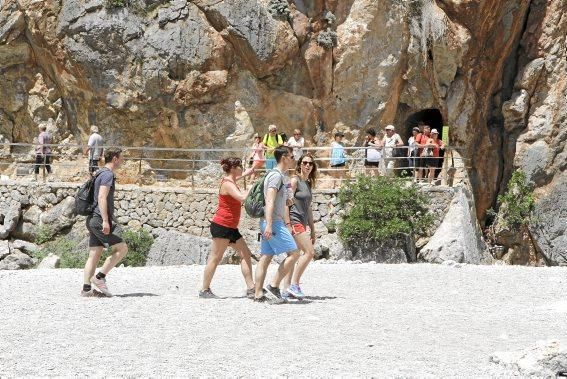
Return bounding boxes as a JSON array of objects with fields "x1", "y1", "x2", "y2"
[
  {"x1": 260, "y1": 220, "x2": 297, "y2": 255},
  {"x1": 265, "y1": 158, "x2": 277, "y2": 170}
]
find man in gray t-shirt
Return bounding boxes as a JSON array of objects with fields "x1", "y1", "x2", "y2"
[
  {"x1": 86, "y1": 125, "x2": 104, "y2": 174},
  {"x1": 253, "y1": 146, "x2": 300, "y2": 304}
]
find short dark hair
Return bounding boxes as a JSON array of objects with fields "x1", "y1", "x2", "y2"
[
  {"x1": 366, "y1": 128, "x2": 376, "y2": 137},
  {"x1": 104, "y1": 148, "x2": 122, "y2": 164},
  {"x1": 220, "y1": 157, "x2": 242, "y2": 173},
  {"x1": 423, "y1": 125, "x2": 431, "y2": 130},
  {"x1": 274, "y1": 146, "x2": 291, "y2": 163}
]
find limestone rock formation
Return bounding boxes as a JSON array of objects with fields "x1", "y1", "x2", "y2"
[{"x1": 0, "y1": 0, "x2": 565, "y2": 261}]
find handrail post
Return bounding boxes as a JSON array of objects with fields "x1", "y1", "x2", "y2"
[
  {"x1": 191, "y1": 151, "x2": 195, "y2": 190},
  {"x1": 138, "y1": 148, "x2": 144, "y2": 186}
]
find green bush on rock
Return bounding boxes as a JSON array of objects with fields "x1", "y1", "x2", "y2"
[{"x1": 337, "y1": 175, "x2": 432, "y2": 244}]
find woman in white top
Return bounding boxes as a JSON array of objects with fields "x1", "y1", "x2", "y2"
[
  {"x1": 364, "y1": 128, "x2": 383, "y2": 176},
  {"x1": 248, "y1": 133, "x2": 266, "y2": 180},
  {"x1": 286, "y1": 129, "x2": 305, "y2": 161}
]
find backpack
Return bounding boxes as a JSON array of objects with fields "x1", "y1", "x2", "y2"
[
  {"x1": 74, "y1": 169, "x2": 109, "y2": 216},
  {"x1": 263, "y1": 133, "x2": 283, "y2": 147},
  {"x1": 244, "y1": 170, "x2": 284, "y2": 218}
]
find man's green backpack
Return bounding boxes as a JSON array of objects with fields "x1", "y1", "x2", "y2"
[{"x1": 244, "y1": 171, "x2": 284, "y2": 218}]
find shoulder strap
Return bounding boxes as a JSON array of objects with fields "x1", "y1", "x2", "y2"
[{"x1": 263, "y1": 134, "x2": 269, "y2": 145}]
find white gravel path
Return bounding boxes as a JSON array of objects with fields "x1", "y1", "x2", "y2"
[{"x1": 1, "y1": 263, "x2": 566, "y2": 377}]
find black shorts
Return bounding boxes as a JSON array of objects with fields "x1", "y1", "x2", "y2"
[
  {"x1": 210, "y1": 221, "x2": 242, "y2": 243},
  {"x1": 364, "y1": 160, "x2": 380, "y2": 168},
  {"x1": 331, "y1": 162, "x2": 346, "y2": 168},
  {"x1": 86, "y1": 214, "x2": 124, "y2": 248},
  {"x1": 425, "y1": 157, "x2": 438, "y2": 167}
]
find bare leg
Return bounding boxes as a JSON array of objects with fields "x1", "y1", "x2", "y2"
[
  {"x1": 100, "y1": 242, "x2": 128, "y2": 275},
  {"x1": 291, "y1": 233, "x2": 315, "y2": 285},
  {"x1": 270, "y1": 250, "x2": 299, "y2": 288},
  {"x1": 254, "y1": 254, "x2": 273, "y2": 298},
  {"x1": 84, "y1": 246, "x2": 104, "y2": 285},
  {"x1": 231, "y1": 238, "x2": 255, "y2": 290},
  {"x1": 428, "y1": 167, "x2": 435, "y2": 184},
  {"x1": 202, "y1": 238, "x2": 230, "y2": 291}
]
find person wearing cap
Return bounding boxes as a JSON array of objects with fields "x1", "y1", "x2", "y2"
[
  {"x1": 425, "y1": 128, "x2": 445, "y2": 184},
  {"x1": 408, "y1": 126, "x2": 420, "y2": 177},
  {"x1": 86, "y1": 125, "x2": 104, "y2": 174},
  {"x1": 262, "y1": 124, "x2": 284, "y2": 170},
  {"x1": 248, "y1": 133, "x2": 266, "y2": 180},
  {"x1": 414, "y1": 125, "x2": 432, "y2": 181},
  {"x1": 382, "y1": 124, "x2": 403, "y2": 177}
]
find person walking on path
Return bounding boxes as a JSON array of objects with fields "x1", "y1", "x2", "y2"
[
  {"x1": 287, "y1": 129, "x2": 305, "y2": 161},
  {"x1": 34, "y1": 125, "x2": 52, "y2": 181},
  {"x1": 282, "y1": 153, "x2": 317, "y2": 299},
  {"x1": 248, "y1": 133, "x2": 266, "y2": 181},
  {"x1": 85, "y1": 125, "x2": 104, "y2": 174},
  {"x1": 382, "y1": 125, "x2": 404, "y2": 177},
  {"x1": 253, "y1": 146, "x2": 299, "y2": 304},
  {"x1": 263, "y1": 124, "x2": 284, "y2": 170},
  {"x1": 200, "y1": 157, "x2": 256, "y2": 299},
  {"x1": 81, "y1": 148, "x2": 128, "y2": 298}
]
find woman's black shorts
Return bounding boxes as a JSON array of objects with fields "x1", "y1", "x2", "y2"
[
  {"x1": 364, "y1": 160, "x2": 380, "y2": 168},
  {"x1": 210, "y1": 221, "x2": 242, "y2": 243}
]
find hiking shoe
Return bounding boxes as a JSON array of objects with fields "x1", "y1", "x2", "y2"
[
  {"x1": 281, "y1": 290, "x2": 292, "y2": 300},
  {"x1": 254, "y1": 295, "x2": 285, "y2": 305},
  {"x1": 90, "y1": 277, "x2": 112, "y2": 297},
  {"x1": 266, "y1": 285, "x2": 282, "y2": 299},
  {"x1": 287, "y1": 284, "x2": 305, "y2": 299},
  {"x1": 199, "y1": 289, "x2": 219, "y2": 299},
  {"x1": 246, "y1": 288, "x2": 255, "y2": 299}
]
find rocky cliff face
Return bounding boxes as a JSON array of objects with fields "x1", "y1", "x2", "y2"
[{"x1": 0, "y1": 0, "x2": 565, "y2": 263}]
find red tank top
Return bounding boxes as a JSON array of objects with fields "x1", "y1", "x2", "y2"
[{"x1": 212, "y1": 178, "x2": 242, "y2": 229}]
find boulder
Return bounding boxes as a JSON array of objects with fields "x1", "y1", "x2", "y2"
[
  {"x1": 419, "y1": 186, "x2": 492, "y2": 264},
  {"x1": 0, "y1": 200, "x2": 21, "y2": 239},
  {"x1": 11, "y1": 239, "x2": 39, "y2": 255},
  {"x1": 0, "y1": 239, "x2": 9, "y2": 260},
  {"x1": 490, "y1": 340, "x2": 567, "y2": 377},
  {"x1": 146, "y1": 229, "x2": 211, "y2": 266},
  {"x1": 39, "y1": 196, "x2": 76, "y2": 235},
  {"x1": 314, "y1": 233, "x2": 347, "y2": 260},
  {"x1": 345, "y1": 234, "x2": 416, "y2": 264},
  {"x1": 37, "y1": 253, "x2": 60, "y2": 269},
  {"x1": 0, "y1": 250, "x2": 36, "y2": 270}
]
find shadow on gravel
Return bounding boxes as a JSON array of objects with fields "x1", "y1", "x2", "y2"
[
  {"x1": 302, "y1": 296, "x2": 340, "y2": 301},
  {"x1": 115, "y1": 293, "x2": 159, "y2": 298}
]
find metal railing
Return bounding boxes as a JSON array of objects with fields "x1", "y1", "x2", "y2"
[{"x1": 0, "y1": 142, "x2": 471, "y2": 189}]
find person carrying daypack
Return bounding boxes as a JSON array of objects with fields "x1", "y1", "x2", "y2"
[{"x1": 263, "y1": 124, "x2": 284, "y2": 170}]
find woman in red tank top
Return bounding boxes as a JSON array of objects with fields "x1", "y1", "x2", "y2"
[{"x1": 200, "y1": 157, "x2": 255, "y2": 298}]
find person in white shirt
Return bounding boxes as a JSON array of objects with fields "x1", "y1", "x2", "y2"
[
  {"x1": 364, "y1": 128, "x2": 383, "y2": 177},
  {"x1": 382, "y1": 124, "x2": 403, "y2": 177},
  {"x1": 407, "y1": 127, "x2": 420, "y2": 178},
  {"x1": 287, "y1": 129, "x2": 305, "y2": 161},
  {"x1": 86, "y1": 125, "x2": 104, "y2": 174}
]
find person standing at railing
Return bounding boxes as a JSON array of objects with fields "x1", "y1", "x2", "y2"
[
  {"x1": 414, "y1": 125, "x2": 432, "y2": 181},
  {"x1": 364, "y1": 128, "x2": 382, "y2": 176},
  {"x1": 85, "y1": 125, "x2": 104, "y2": 174},
  {"x1": 263, "y1": 124, "x2": 284, "y2": 170},
  {"x1": 200, "y1": 157, "x2": 256, "y2": 299},
  {"x1": 34, "y1": 125, "x2": 52, "y2": 181},
  {"x1": 248, "y1": 133, "x2": 266, "y2": 180},
  {"x1": 408, "y1": 127, "x2": 420, "y2": 178},
  {"x1": 382, "y1": 125, "x2": 404, "y2": 177},
  {"x1": 287, "y1": 129, "x2": 305, "y2": 161},
  {"x1": 425, "y1": 128, "x2": 445, "y2": 184},
  {"x1": 330, "y1": 132, "x2": 347, "y2": 186}
]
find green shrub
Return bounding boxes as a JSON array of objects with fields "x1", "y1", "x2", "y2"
[
  {"x1": 338, "y1": 175, "x2": 432, "y2": 243},
  {"x1": 34, "y1": 225, "x2": 55, "y2": 245},
  {"x1": 267, "y1": 0, "x2": 290, "y2": 20},
  {"x1": 317, "y1": 28, "x2": 338, "y2": 49},
  {"x1": 492, "y1": 170, "x2": 535, "y2": 230},
  {"x1": 121, "y1": 228, "x2": 154, "y2": 267}
]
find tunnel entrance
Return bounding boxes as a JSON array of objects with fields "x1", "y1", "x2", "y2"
[{"x1": 404, "y1": 108, "x2": 444, "y2": 138}]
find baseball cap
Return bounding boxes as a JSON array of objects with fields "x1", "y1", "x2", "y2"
[{"x1": 385, "y1": 125, "x2": 395, "y2": 131}]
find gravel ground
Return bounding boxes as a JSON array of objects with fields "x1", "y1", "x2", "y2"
[{"x1": 1, "y1": 263, "x2": 566, "y2": 377}]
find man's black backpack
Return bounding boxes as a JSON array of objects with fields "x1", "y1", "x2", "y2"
[{"x1": 74, "y1": 169, "x2": 108, "y2": 216}]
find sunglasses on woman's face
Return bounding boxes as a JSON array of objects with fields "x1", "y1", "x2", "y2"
[{"x1": 302, "y1": 161, "x2": 314, "y2": 166}]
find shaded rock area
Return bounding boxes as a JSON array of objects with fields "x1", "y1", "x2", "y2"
[
  {"x1": 146, "y1": 228, "x2": 210, "y2": 265},
  {"x1": 490, "y1": 340, "x2": 567, "y2": 377}
]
